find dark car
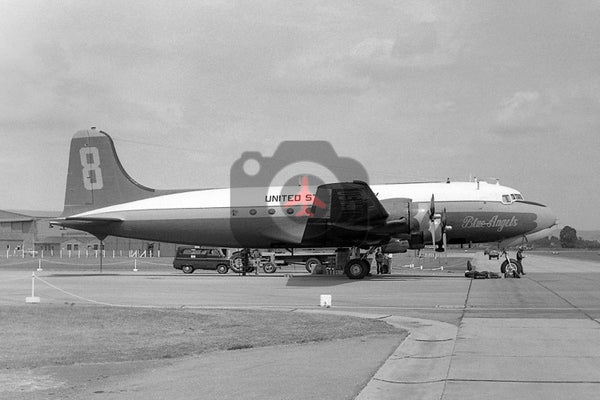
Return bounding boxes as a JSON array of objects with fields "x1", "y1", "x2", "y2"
[
  {"x1": 173, "y1": 246, "x2": 230, "y2": 274},
  {"x1": 487, "y1": 249, "x2": 500, "y2": 260}
]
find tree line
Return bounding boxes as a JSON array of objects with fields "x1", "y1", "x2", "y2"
[{"x1": 533, "y1": 226, "x2": 600, "y2": 249}]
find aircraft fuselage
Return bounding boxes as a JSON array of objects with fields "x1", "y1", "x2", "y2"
[{"x1": 59, "y1": 182, "x2": 557, "y2": 249}]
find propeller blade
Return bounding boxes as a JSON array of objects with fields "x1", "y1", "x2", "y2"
[
  {"x1": 429, "y1": 216, "x2": 441, "y2": 250},
  {"x1": 438, "y1": 208, "x2": 448, "y2": 252},
  {"x1": 429, "y1": 194, "x2": 435, "y2": 221}
]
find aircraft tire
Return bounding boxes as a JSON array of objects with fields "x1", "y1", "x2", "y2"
[
  {"x1": 305, "y1": 257, "x2": 322, "y2": 273},
  {"x1": 344, "y1": 259, "x2": 369, "y2": 279},
  {"x1": 262, "y1": 262, "x2": 277, "y2": 274},
  {"x1": 229, "y1": 255, "x2": 244, "y2": 273},
  {"x1": 216, "y1": 264, "x2": 229, "y2": 274},
  {"x1": 500, "y1": 259, "x2": 521, "y2": 276},
  {"x1": 182, "y1": 265, "x2": 194, "y2": 274}
]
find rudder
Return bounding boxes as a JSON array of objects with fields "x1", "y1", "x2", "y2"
[{"x1": 62, "y1": 128, "x2": 156, "y2": 216}]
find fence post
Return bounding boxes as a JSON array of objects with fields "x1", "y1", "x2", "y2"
[{"x1": 26, "y1": 272, "x2": 40, "y2": 303}]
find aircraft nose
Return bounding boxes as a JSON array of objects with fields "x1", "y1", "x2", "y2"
[{"x1": 535, "y1": 203, "x2": 558, "y2": 231}]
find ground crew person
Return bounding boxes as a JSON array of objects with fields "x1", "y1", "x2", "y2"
[
  {"x1": 252, "y1": 249, "x2": 261, "y2": 275},
  {"x1": 375, "y1": 248, "x2": 384, "y2": 274},
  {"x1": 241, "y1": 248, "x2": 250, "y2": 276},
  {"x1": 516, "y1": 247, "x2": 525, "y2": 275}
]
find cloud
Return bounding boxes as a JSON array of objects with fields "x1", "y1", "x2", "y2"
[
  {"x1": 493, "y1": 91, "x2": 549, "y2": 135},
  {"x1": 271, "y1": 49, "x2": 370, "y2": 95},
  {"x1": 270, "y1": 1, "x2": 470, "y2": 93},
  {"x1": 493, "y1": 87, "x2": 600, "y2": 137}
]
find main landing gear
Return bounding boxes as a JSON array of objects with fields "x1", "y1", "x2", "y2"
[
  {"x1": 343, "y1": 246, "x2": 378, "y2": 279},
  {"x1": 344, "y1": 258, "x2": 370, "y2": 279}
]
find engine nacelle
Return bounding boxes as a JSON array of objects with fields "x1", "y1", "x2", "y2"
[
  {"x1": 379, "y1": 198, "x2": 421, "y2": 236},
  {"x1": 381, "y1": 239, "x2": 409, "y2": 253},
  {"x1": 378, "y1": 198, "x2": 427, "y2": 250}
]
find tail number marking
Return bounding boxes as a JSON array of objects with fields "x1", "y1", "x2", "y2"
[{"x1": 79, "y1": 147, "x2": 104, "y2": 190}]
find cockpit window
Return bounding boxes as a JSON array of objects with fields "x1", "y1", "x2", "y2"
[{"x1": 503, "y1": 193, "x2": 524, "y2": 204}]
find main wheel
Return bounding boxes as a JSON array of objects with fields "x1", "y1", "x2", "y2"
[
  {"x1": 216, "y1": 264, "x2": 229, "y2": 274},
  {"x1": 262, "y1": 262, "x2": 277, "y2": 274},
  {"x1": 181, "y1": 265, "x2": 194, "y2": 274},
  {"x1": 229, "y1": 255, "x2": 244, "y2": 273},
  {"x1": 344, "y1": 259, "x2": 369, "y2": 279},
  {"x1": 305, "y1": 257, "x2": 322, "y2": 273}
]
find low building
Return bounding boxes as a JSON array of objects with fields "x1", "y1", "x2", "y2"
[{"x1": 0, "y1": 210, "x2": 35, "y2": 253}]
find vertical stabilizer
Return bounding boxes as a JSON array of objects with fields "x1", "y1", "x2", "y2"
[{"x1": 62, "y1": 129, "x2": 156, "y2": 216}]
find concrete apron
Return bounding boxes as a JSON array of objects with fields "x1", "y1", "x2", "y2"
[
  {"x1": 355, "y1": 315, "x2": 457, "y2": 399},
  {"x1": 354, "y1": 315, "x2": 600, "y2": 400}
]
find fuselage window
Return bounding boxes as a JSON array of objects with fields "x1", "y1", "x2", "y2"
[{"x1": 502, "y1": 194, "x2": 512, "y2": 204}]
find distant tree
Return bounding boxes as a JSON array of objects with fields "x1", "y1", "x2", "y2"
[
  {"x1": 533, "y1": 229, "x2": 600, "y2": 249},
  {"x1": 576, "y1": 238, "x2": 600, "y2": 249},
  {"x1": 560, "y1": 226, "x2": 578, "y2": 248},
  {"x1": 532, "y1": 235, "x2": 560, "y2": 248}
]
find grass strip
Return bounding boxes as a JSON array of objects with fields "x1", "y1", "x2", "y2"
[{"x1": 1, "y1": 305, "x2": 400, "y2": 369}]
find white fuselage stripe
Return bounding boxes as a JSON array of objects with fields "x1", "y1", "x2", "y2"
[{"x1": 73, "y1": 181, "x2": 522, "y2": 219}]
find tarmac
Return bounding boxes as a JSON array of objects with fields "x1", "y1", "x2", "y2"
[{"x1": 1, "y1": 250, "x2": 600, "y2": 399}]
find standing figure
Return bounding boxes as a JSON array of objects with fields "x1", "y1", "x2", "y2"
[
  {"x1": 516, "y1": 247, "x2": 525, "y2": 275},
  {"x1": 252, "y1": 248, "x2": 261, "y2": 275},
  {"x1": 375, "y1": 248, "x2": 384, "y2": 274}
]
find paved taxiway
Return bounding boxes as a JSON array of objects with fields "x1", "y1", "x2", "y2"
[{"x1": 2, "y1": 251, "x2": 600, "y2": 399}]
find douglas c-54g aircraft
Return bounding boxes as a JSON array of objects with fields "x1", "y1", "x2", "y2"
[{"x1": 51, "y1": 129, "x2": 558, "y2": 279}]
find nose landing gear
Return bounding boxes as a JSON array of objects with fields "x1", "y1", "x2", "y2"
[{"x1": 499, "y1": 250, "x2": 523, "y2": 278}]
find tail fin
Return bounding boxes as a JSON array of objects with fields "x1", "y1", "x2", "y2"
[{"x1": 62, "y1": 128, "x2": 156, "y2": 216}]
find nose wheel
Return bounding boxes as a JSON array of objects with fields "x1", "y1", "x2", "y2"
[{"x1": 500, "y1": 258, "x2": 522, "y2": 278}]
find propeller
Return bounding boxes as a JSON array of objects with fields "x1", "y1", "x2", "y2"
[
  {"x1": 427, "y1": 194, "x2": 441, "y2": 250},
  {"x1": 440, "y1": 208, "x2": 449, "y2": 252},
  {"x1": 428, "y1": 194, "x2": 435, "y2": 223},
  {"x1": 427, "y1": 195, "x2": 451, "y2": 252}
]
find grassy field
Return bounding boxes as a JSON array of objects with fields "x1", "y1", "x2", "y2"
[{"x1": 0, "y1": 305, "x2": 401, "y2": 369}]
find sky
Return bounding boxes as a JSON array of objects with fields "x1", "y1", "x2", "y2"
[{"x1": 1, "y1": 0, "x2": 599, "y2": 230}]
